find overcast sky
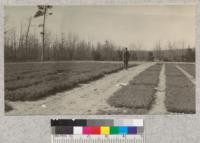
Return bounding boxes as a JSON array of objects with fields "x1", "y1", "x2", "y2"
[{"x1": 5, "y1": 5, "x2": 195, "y2": 50}]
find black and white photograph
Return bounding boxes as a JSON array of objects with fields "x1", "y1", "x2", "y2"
[{"x1": 4, "y1": 5, "x2": 195, "y2": 115}]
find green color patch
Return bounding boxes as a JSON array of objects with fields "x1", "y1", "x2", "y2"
[{"x1": 110, "y1": 126, "x2": 119, "y2": 134}]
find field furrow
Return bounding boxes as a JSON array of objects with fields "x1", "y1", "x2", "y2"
[{"x1": 148, "y1": 64, "x2": 167, "y2": 114}]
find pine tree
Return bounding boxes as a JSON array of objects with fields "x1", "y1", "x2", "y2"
[{"x1": 34, "y1": 5, "x2": 53, "y2": 62}]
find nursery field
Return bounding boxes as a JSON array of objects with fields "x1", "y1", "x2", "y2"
[
  {"x1": 5, "y1": 61, "x2": 138, "y2": 101},
  {"x1": 108, "y1": 62, "x2": 195, "y2": 114},
  {"x1": 108, "y1": 63, "x2": 162, "y2": 114},
  {"x1": 165, "y1": 63, "x2": 195, "y2": 113},
  {"x1": 5, "y1": 62, "x2": 195, "y2": 115},
  {"x1": 178, "y1": 63, "x2": 195, "y2": 77}
]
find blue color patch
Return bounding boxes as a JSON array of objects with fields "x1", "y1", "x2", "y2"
[{"x1": 118, "y1": 126, "x2": 128, "y2": 134}]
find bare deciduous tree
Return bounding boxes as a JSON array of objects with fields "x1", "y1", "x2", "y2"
[{"x1": 25, "y1": 17, "x2": 32, "y2": 60}]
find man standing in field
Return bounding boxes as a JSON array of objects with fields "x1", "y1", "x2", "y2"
[{"x1": 123, "y1": 47, "x2": 130, "y2": 69}]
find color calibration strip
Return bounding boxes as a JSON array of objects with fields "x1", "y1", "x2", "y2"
[{"x1": 51, "y1": 119, "x2": 144, "y2": 143}]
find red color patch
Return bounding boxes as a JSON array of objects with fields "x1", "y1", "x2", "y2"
[{"x1": 91, "y1": 126, "x2": 100, "y2": 134}]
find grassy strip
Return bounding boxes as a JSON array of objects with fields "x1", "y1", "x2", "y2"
[
  {"x1": 108, "y1": 63, "x2": 162, "y2": 113},
  {"x1": 130, "y1": 63, "x2": 161, "y2": 86},
  {"x1": 5, "y1": 62, "x2": 126, "y2": 89},
  {"x1": 178, "y1": 64, "x2": 195, "y2": 77},
  {"x1": 165, "y1": 64, "x2": 195, "y2": 113},
  {"x1": 5, "y1": 62, "x2": 137, "y2": 101}
]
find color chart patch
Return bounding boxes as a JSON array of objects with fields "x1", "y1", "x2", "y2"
[{"x1": 51, "y1": 119, "x2": 144, "y2": 143}]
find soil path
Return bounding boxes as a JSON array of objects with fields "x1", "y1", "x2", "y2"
[
  {"x1": 7, "y1": 62, "x2": 155, "y2": 115},
  {"x1": 176, "y1": 65, "x2": 195, "y2": 85},
  {"x1": 148, "y1": 64, "x2": 168, "y2": 114}
]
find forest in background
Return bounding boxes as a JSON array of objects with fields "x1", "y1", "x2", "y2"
[
  {"x1": 4, "y1": 6, "x2": 195, "y2": 63},
  {"x1": 4, "y1": 29, "x2": 195, "y2": 63}
]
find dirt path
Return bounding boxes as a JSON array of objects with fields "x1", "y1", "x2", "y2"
[
  {"x1": 6, "y1": 62, "x2": 155, "y2": 115},
  {"x1": 148, "y1": 64, "x2": 168, "y2": 114},
  {"x1": 176, "y1": 65, "x2": 195, "y2": 85}
]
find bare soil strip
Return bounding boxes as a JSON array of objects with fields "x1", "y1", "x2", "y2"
[
  {"x1": 149, "y1": 64, "x2": 167, "y2": 114},
  {"x1": 6, "y1": 62, "x2": 155, "y2": 115},
  {"x1": 176, "y1": 65, "x2": 195, "y2": 85}
]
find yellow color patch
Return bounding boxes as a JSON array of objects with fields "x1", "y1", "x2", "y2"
[{"x1": 101, "y1": 126, "x2": 110, "y2": 135}]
